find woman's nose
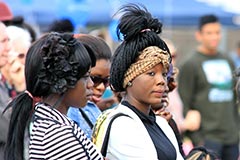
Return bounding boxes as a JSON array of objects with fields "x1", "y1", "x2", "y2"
[{"x1": 88, "y1": 77, "x2": 94, "y2": 89}]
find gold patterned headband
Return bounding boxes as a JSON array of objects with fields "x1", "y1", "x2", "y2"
[{"x1": 123, "y1": 46, "x2": 170, "y2": 88}]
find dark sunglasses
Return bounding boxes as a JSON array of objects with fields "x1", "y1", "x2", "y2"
[{"x1": 90, "y1": 76, "x2": 109, "y2": 87}]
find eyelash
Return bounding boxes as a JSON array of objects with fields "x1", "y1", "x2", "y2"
[
  {"x1": 148, "y1": 72, "x2": 155, "y2": 76},
  {"x1": 162, "y1": 73, "x2": 168, "y2": 77},
  {"x1": 82, "y1": 73, "x2": 90, "y2": 79},
  {"x1": 147, "y1": 72, "x2": 168, "y2": 78}
]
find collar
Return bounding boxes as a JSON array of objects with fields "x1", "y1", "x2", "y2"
[
  {"x1": 121, "y1": 101, "x2": 156, "y2": 124},
  {"x1": 34, "y1": 102, "x2": 72, "y2": 125}
]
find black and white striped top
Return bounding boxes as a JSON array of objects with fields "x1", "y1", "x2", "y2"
[{"x1": 29, "y1": 102, "x2": 103, "y2": 160}]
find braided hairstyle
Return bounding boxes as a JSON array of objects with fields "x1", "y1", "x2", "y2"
[
  {"x1": 4, "y1": 32, "x2": 95, "y2": 160},
  {"x1": 110, "y1": 4, "x2": 171, "y2": 92}
]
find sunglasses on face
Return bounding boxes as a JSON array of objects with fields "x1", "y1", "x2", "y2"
[{"x1": 90, "y1": 76, "x2": 109, "y2": 87}]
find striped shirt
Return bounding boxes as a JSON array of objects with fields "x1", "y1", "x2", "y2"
[{"x1": 29, "y1": 102, "x2": 103, "y2": 160}]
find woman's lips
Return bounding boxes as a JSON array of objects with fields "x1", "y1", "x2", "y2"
[
  {"x1": 152, "y1": 91, "x2": 164, "y2": 97},
  {"x1": 91, "y1": 95, "x2": 102, "y2": 103}
]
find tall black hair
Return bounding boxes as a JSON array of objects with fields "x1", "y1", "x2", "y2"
[
  {"x1": 4, "y1": 32, "x2": 95, "y2": 160},
  {"x1": 76, "y1": 34, "x2": 112, "y2": 60},
  {"x1": 198, "y1": 14, "x2": 219, "y2": 31},
  {"x1": 110, "y1": 3, "x2": 171, "y2": 92}
]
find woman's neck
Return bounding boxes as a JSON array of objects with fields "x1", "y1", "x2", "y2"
[
  {"x1": 123, "y1": 96, "x2": 151, "y2": 115},
  {"x1": 42, "y1": 94, "x2": 68, "y2": 115}
]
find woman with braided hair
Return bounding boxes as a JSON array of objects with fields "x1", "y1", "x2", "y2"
[
  {"x1": 4, "y1": 32, "x2": 104, "y2": 160},
  {"x1": 92, "y1": 4, "x2": 184, "y2": 160}
]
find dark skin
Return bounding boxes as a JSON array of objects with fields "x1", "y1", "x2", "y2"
[{"x1": 42, "y1": 72, "x2": 94, "y2": 115}]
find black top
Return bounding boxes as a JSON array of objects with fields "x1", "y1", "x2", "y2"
[{"x1": 122, "y1": 101, "x2": 177, "y2": 160}]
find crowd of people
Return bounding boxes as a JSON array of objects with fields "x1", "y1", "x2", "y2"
[{"x1": 0, "y1": 1, "x2": 239, "y2": 160}]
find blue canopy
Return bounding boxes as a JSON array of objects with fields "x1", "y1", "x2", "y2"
[
  {"x1": 3, "y1": 0, "x2": 239, "y2": 28},
  {"x1": 87, "y1": 0, "x2": 238, "y2": 27}
]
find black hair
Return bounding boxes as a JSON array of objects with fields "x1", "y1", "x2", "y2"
[
  {"x1": 185, "y1": 146, "x2": 220, "y2": 160},
  {"x1": 110, "y1": 4, "x2": 171, "y2": 92},
  {"x1": 198, "y1": 14, "x2": 219, "y2": 31},
  {"x1": 76, "y1": 34, "x2": 112, "y2": 60},
  {"x1": 48, "y1": 18, "x2": 74, "y2": 33},
  {"x1": 4, "y1": 32, "x2": 95, "y2": 160}
]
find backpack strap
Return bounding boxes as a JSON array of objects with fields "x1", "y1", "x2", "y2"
[
  {"x1": 101, "y1": 113, "x2": 131, "y2": 157},
  {"x1": 79, "y1": 108, "x2": 94, "y2": 129}
]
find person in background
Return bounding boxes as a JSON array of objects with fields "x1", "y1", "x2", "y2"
[
  {"x1": 48, "y1": 18, "x2": 74, "y2": 33},
  {"x1": 230, "y1": 40, "x2": 240, "y2": 68},
  {"x1": 92, "y1": 4, "x2": 184, "y2": 159},
  {"x1": 1, "y1": 25, "x2": 32, "y2": 94},
  {"x1": 178, "y1": 14, "x2": 239, "y2": 159},
  {"x1": 4, "y1": 16, "x2": 37, "y2": 43},
  {"x1": 6, "y1": 25, "x2": 31, "y2": 65},
  {"x1": 0, "y1": 21, "x2": 11, "y2": 109},
  {"x1": 67, "y1": 34, "x2": 116, "y2": 139},
  {"x1": 4, "y1": 32, "x2": 104, "y2": 160},
  {"x1": 0, "y1": 21, "x2": 11, "y2": 160},
  {"x1": 162, "y1": 38, "x2": 201, "y2": 134}
]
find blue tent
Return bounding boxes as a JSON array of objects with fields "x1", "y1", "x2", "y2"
[
  {"x1": 86, "y1": 0, "x2": 238, "y2": 27},
  {"x1": 3, "y1": 0, "x2": 239, "y2": 28}
]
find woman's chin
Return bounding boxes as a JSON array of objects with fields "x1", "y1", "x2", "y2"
[{"x1": 78, "y1": 99, "x2": 88, "y2": 108}]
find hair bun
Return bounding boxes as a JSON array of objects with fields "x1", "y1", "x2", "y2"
[{"x1": 116, "y1": 4, "x2": 162, "y2": 41}]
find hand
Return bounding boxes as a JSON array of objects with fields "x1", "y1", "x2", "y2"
[
  {"x1": 151, "y1": 91, "x2": 169, "y2": 111},
  {"x1": 155, "y1": 108, "x2": 173, "y2": 122},
  {"x1": 96, "y1": 96, "x2": 118, "y2": 111},
  {"x1": 183, "y1": 110, "x2": 201, "y2": 131}
]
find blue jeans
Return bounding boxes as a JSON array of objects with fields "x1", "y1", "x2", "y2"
[{"x1": 204, "y1": 139, "x2": 239, "y2": 160}]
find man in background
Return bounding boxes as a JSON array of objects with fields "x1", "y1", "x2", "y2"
[
  {"x1": 0, "y1": 21, "x2": 11, "y2": 159},
  {"x1": 230, "y1": 41, "x2": 240, "y2": 68},
  {"x1": 178, "y1": 14, "x2": 239, "y2": 159}
]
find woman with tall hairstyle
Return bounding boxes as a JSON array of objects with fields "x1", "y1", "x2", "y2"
[{"x1": 92, "y1": 4, "x2": 184, "y2": 160}]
